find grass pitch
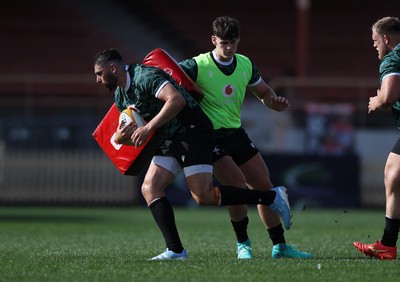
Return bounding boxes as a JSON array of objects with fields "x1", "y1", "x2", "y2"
[{"x1": 0, "y1": 206, "x2": 399, "y2": 282}]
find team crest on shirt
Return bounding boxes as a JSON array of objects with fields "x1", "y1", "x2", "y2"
[{"x1": 222, "y1": 84, "x2": 235, "y2": 97}]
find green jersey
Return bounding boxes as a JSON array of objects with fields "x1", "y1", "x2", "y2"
[
  {"x1": 380, "y1": 44, "x2": 400, "y2": 129},
  {"x1": 180, "y1": 52, "x2": 260, "y2": 131},
  {"x1": 114, "y1": 64, "x2": 198, "y2": 138}
]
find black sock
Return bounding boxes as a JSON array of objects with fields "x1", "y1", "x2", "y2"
[
  {"x1": 231, "y1": 216, "x2": 249, "y2": 243},
  {"x1": 218, "y1": 186, "x2": 276, "y2": 206},
  {"x1": 381, "y1": 216, "x2": 400, "y2": 247},
  {"x1": 149, "y1": 197, "x2": 184, "y2": 253},
  {"x1": 268, "y1": 224, "x2": 286, "y2": 245}
]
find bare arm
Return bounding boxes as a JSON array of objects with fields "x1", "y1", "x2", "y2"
[
  {"x1": 368, "y1": 75, "x2": 400, "y2": 113},
  {"x1": 130, "y1": 82, "x2": 186, "y2": 147},
  {"x1": 249, "y1": 79, "x2": 290, "y2": 112}
]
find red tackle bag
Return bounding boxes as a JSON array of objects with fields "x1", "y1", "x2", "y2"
[{"x1": 92, "y1": 48, "x2": 203, "y2": 175}]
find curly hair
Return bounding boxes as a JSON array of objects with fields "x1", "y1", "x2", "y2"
[{"x1": 212, "y1": 16, "x2": 240, "y2": 40}]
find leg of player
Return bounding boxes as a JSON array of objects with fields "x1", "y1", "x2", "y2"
[
  {"x1": 185, "y1": 170, "x2": 292, "y2": 229},
  {"x1": 214, "y1": 153, "x2": 312, "y2": 259},
  {"x1": 144, "y1": 160, "x2": 291, "y2": 261},
  {"x1": 213, "y1": 156, "x2": 253, "y2": 259},
  {"x1": 354, "y1": 151, "x2": 400, "y2": 260},
  {"x1": 241, "y1": 153, "x2": 312, "y2": 259},
  {"x1": 142, "y1": 160, "x2": 188, "y2": 261}
]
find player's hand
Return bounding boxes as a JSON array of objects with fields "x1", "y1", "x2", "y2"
[
  {"x1": 368, "y1": 96, "x2": 378, "y2": 114},
  {"x1": 131, "y1": 124, "x2": 152, "y2": 148},
  {"x1": 368, "y1": 89, "x2": 381, "y2": 114},
  {"x1": 115, "y1": 121, "x2": 137, "y2": 145},
  {"x1": 270, "y1": 96, "x2": 290, "y2": 111}
]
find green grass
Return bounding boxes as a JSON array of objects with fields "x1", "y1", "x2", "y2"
[{"x1": 0, "y1": 207, "x2": 399, "y2": 282}]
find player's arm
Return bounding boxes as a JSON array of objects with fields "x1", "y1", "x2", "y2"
[
  {"x1": 368, "y1": 75, "x2": 400, "y2": 113},
  {"x1": 250, "y1": 79, "x2": 290, "y2": 112},
  {"x1": 146, "y1": 82, "x2": 186, "y2": 131},
  {"x1": 130, "y1": 82, "x2": 186, "y2": 147}
]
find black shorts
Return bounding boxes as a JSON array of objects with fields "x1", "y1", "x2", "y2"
[
  {"x1": 391, "y1": 137, "x2": 400, "y2": 154},
  {"x1": 155, "y1": 106, "x2": 214, "y2": 168},
  {"x1": 212, "y1": 127, "x2": 259, "y2": 166}
]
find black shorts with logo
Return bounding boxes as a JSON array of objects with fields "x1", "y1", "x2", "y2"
[
  {"x1": 155, "y1": 105, "x2": 214, "y2": 168},
  {"x1": 212, "y1": 127, "x2": 259, "y2": 166}
]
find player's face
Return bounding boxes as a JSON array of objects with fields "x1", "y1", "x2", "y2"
[
  {"x1": 94, "y1": 64, "x2": 118, "y2": 91},
  {"x1": 372, "y1": 30, "x2": 389, "y2": 60},
  {"x1": 212, "y1": 36, "x2": 240, "y2": 62}
]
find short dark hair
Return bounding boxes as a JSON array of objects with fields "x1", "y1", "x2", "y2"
[
  {"x1": 93, "y1": 48, "x2": 123, "y2": 66},
  {"x1": 372, "y1": 17, "x2": 400, "y2": 35},
  {"x1": 212, "y1": 16, "x2": 240, "y2": 40}
]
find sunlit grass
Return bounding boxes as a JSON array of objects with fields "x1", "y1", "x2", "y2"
[{"x1": 0, "y1": 207, "x2": 398, "y2": 282}]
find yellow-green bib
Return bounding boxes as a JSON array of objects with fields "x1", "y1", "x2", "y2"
[{"x1": 194, "y1": 53, "x2": 252, "y2": 129}]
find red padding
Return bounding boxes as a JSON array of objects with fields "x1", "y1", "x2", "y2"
[{"x1": 93, "y1": 48, "x2": 201, "y2": 175}]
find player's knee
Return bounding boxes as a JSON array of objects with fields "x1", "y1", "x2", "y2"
[
  {"x1": 191, "y1": 190, "x2": 213, "y2": 206},
  {"x1": 141, "y1": 182, "x2": 151, "y2": 199},
  {"x1": 385, "y1": 163, "x2": 400, "y2": 184},
  {"x1": 385, "y1": 170, "x2": 400, "y2": 192},
  {"x1": 141, "y1": 178, "x2": 161, "y2": 198},
  {"x1": 192, "y1": 196, "x2": 202, "y2": 205}
]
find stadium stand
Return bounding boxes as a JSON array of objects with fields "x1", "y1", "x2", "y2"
[
  {"x1": 117, "y1": 0, "x2": 297, "y2": 79},
  {"x1": 119, "y1": 0, "x2": 400, "y2": 78},
  {"x1": 3, "y1": 0, "x2": 400, "y2": 101},
  {"x1": 1, "y1": 0, "x2": 400, "y2": 205}
]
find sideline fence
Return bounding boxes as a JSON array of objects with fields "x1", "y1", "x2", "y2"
[{"x1": 0, "y1": 149, "x2": 138, "y2": 205}]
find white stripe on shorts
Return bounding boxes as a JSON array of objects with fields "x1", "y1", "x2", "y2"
[
  {"x1": 183, "y1": 164, "x2": 213, "y2": 177},
  {"x1": 151, "y1": 156, "x2": 181, "y2": 176},
  {"x1": 152, "y1": 156, "x2": 213, "y2": 177}
]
